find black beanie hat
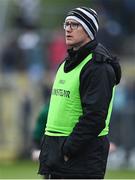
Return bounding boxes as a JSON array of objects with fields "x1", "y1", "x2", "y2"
[{"x1": 65, "y1": 7, "x2": 99, "y2": 40}]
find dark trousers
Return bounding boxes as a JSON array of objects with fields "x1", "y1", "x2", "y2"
[{"x1": 39, "y1": 136, "x2": 108, "y2": 179}]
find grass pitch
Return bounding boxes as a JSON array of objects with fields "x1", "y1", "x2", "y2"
[{"x1": 0, "y1": 160, "x2": 135, "y2": 179}]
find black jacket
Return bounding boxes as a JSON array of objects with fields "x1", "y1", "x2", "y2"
[
  {"x1": 62, "y1": 39, "x2": 121, "y2": 158},
  {"x1": 38, "y1": 39, "x2": 121, "y2": 178}
]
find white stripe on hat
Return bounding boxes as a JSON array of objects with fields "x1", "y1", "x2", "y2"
[
  {"x1": 65, "y1": 16, "x2": 94, "y2": 40},
  {"x1": 77, "y1": 8, "x2": 99, "y2": 31},
  {"x1": 71, "y1": 10, "x2": 96, "y2": 33},
  {"x1": 90, "y1": 8, "x2": 98, "y2": 15}
]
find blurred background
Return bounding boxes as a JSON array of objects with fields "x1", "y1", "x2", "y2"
[{"x1": 0, "y1": 0, "x2": 135, "y2": 179}]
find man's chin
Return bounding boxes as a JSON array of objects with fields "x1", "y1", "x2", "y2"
[{"x1": 66, "y1": 41, "x2": 74, "y2": 47}]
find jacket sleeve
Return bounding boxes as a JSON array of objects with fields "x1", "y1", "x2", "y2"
[{"x1": 62, "y1": 61, "x2": 116, "y2": 157}]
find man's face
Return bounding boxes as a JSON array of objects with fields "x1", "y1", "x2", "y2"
[{"x1": 64, "y1": 19, "x2": 90, "y2": 50}]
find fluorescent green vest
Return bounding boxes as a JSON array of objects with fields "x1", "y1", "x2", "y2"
[{"x1": 45, "y1": 53, "x2": 115, "y2": 137}]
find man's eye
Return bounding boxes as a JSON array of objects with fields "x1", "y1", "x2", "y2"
[
  {"x1": 71, "y1": 23, "x2": 78, "y2": 26},
  {"x1": 66, "y1": 22, "x2": 70, "y2": 26}
]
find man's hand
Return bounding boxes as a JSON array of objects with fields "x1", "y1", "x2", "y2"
[{"x1": 64, "y1": 155, "x2": 69, "y2": 162}]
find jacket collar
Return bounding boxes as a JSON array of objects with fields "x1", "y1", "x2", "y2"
[
  {"x1": 64, "y1": 39, "x2": 98, "y2": 72},
  {"x1": 67, "y1": 39, "x2": 98, "y2": 60}
]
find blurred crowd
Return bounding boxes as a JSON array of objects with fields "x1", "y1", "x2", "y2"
[
  {"x1": 97, "y1": 0, "x2": 135, "y2": 55},
  {"x1": 1, "y1": 0, "x2": 135, "y2": 73},
  {"x1": 0, "y1": 0, "x2": 135, "y2": 169}
]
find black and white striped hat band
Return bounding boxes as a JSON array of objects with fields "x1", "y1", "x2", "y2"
[{"x1": 65, "y1": 7, "x2": 99, "y2": 40}]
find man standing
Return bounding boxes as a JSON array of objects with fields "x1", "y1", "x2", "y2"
[{"x1": 38, "y1": 7, "x2": 121, "y2": 179}]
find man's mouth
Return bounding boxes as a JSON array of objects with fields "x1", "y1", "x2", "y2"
[{"x1": 66, "y1": 35, "x2": 72, "y2": 39}]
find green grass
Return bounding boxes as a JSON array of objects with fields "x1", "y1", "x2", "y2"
[
  {"x1": 1, "y1": 160, "x2": 135, "y2": 179},
  {"x1": 105, "y1": 169, "x2": 135, "y2": 179},
  {"x1": 0, "y1": 160, "x2": 42, "y2": 179}
]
